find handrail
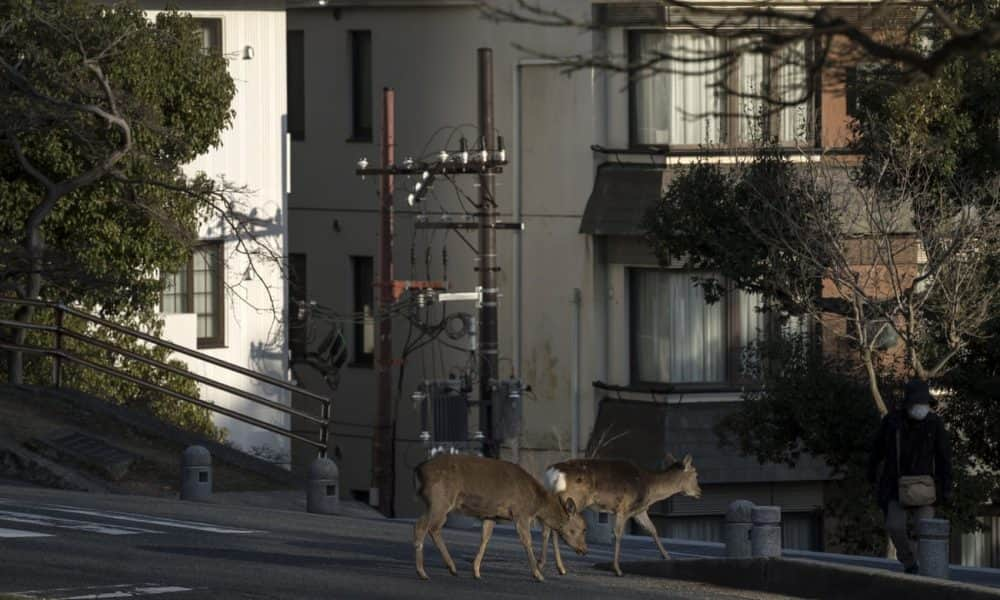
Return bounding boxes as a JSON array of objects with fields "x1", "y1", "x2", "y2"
[
  {"x1": 60, "y1": 329, "x2": 327, "y2": 425},
  {"x1": 61, "y1": 304, "x2": 331, "y2": 405},
  {"x1": 0, "y1": 297, "x2": 331, "y2": 456}
]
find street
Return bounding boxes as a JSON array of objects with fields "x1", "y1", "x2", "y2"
[{"x1": 0, "y1": 483, "x2": 796, "y2": 600}]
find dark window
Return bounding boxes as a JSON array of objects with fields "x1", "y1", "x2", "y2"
[
  {"x1": 287, "y1": 30, "x2": 305, "y2": 141},
  {"x1": 193, "y1": 18, "x2": 222, "y2": 55},
  {"x1": 288, "y1": 253, "x2": 307, "y2": 361},
  {"x1": 162, "y1": 241, "x2": 225, "y2": 349},
  {"x1": 628, "y1": 30, "x2": 813, "y2": 147},
  {"x1": 351, "y1": 256, "x2": 374, "y2": 365},
  {"x1": 350, "y1": 30, "x2": 372, "y2": 142}
]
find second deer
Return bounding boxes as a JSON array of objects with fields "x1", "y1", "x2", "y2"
[{"x1": 540, "y1": 454, "x2": 702, "y2": 576}]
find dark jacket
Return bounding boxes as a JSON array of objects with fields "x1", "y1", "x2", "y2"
[{"x1": 867, "y1": 411, "x2": 952, "y2": 513}]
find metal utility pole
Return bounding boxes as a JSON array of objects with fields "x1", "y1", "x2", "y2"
[
  {"x1": 372, "y1": 87, "x2": 394, "y2": 516},
  {"x1": 477, "y1": 48, "x2": 499, "y2": 458}
]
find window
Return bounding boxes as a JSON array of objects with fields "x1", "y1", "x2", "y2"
[
  {"x1": 630, "y1": 32, "x2": 725, "y2": 146},
  {"x1": 162, "y1": 241, "x2": 225, "y2": 349},
  {"x1": 193, "y1": 18, "x2": 222, "y2": 55},
  {"x1": 629, "y1": 31, "x2": 812, "y2": 147},
  {"x1": 350, "y1": 30, "x2": 372, "y2": 142},
  {"x1": 287, "y1": 30, "x2": 305, "y2": 141},
  {"x1": 351, "y1": 256, "x2": 374, "y2": 365},
  {"x1": 288, "y1": 253, "x2": 307, "y2": 361},
  {"x1": 630, "y1": 269, "x2": 763, "y2": 385}
]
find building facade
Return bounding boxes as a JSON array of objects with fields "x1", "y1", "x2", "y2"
[
  {"x1": 141, "y1": 1, "x2": 293, "y2": 465},
  {"x1": 284, "y1": 0, "x2": 993, "y2": 563}
]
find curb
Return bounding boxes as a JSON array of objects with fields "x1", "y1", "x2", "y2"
[{"x1": 604, "y1": 557, "x2": 1000, "y2": 600}]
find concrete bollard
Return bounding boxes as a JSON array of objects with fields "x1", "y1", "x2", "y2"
[
  {"x1": 180, "y1": 445, "x2": 212, "y2": 501},
  {"x1": 917, "y1": 518, "x2": 951, "y2": 579},
  {"x1": 725, "y1": 500, "x2": 755, "y2": 558},
  {"x1": 306, "y1": 457, "x2": 340, "y2": 515},
  {"x1": 750, "y1": 505, "x2": 782, "y2": 558},
  {"x1": 584, "y1": 509, "x2": 615, "y2": 545}
]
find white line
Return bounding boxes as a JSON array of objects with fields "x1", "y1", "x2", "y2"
[
  {"x1": 0, "y1": 527, "x2": 53, "y2": 538},
  {"x1": 60, "y1": 586, "x2": 192, "y2": 599},
  {"x1": 12, "y1": 584, "x2": 193, "y2": 599},
  {"x1": 30, "y1": 504, "x2": 258, "y2": 534},
  {"x1": 0, "y1": 510, "x2": 160, "y2": 536}
]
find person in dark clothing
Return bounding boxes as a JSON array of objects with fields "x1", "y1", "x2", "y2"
[{"x1": 867, "y1": 378, "x2": 952, "y2": 573}]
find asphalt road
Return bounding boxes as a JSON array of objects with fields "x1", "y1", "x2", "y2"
[{"x1": 0, "y1": 482, "x2": 798, "y2": 600}]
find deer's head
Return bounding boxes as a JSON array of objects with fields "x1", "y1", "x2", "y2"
[
  {"x1": 677, "y1": 454, "x2": 701, "y2": 499},
  {"x1": 557, "y1": 497, "x2": 588, "y2": 555}
]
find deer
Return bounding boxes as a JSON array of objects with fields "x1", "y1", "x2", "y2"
[
  {"x1": 540, "y1": 453, "x2": 702, "y2": 577},
  {"x1": 413, "y1": 453, "x2": 588, "y2": 581}
]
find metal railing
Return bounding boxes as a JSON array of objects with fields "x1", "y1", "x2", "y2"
[{"x1": 0, "y1": 297, "x2": 331, "y2": 456}]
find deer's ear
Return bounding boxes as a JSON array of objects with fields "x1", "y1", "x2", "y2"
[
  {"x1": 563, "y1": 498, "x2": 577, "y2": 516},
  {"x1": 664, "y1": 453, "x2": 677, "y2": 466},
  {"x1": 682, "y1": 454, "x2": 693, "y2": 471}
]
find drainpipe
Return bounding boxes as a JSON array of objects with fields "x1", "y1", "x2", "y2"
[{"x1": 571, "y1": 288, "x2": 582, "y2": 458}]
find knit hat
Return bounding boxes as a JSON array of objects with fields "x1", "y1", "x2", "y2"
[{"x1": 903, "y1": 378, "x2": 933, "y2": 409}]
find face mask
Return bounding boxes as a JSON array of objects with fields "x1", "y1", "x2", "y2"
[{"x1": 908, "y1": 404, "x2": 930, "y2": 420}]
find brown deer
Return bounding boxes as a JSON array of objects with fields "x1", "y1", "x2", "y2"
[
  {"x1": 540, "y1": 454, "x2": 701, "y2": 576},
  {"x1": 413, "y1": 453, "x2": 588, "y2": 581}
]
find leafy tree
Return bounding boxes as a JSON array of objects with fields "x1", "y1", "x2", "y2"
[
  {"x1": 0, "y1": 0, "x2": 236, "y2": 381},
  {"x1": 0, "y1": 1, "x2": 242, "y2": 435}
]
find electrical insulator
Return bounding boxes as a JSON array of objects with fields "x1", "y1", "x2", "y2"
[{"x1": 459, "y1": 138, "x2": 469, "y2": 165}]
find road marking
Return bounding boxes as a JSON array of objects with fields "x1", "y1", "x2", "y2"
[
  {"x1": 0, "y1": 509, "x2": 161, "y2": 536},
  {"x1": 32, "y1": 504, "x2": 259, "y2": 534},
  {"x1": 0, "y1": 527, "x2": 53, "y2": 538},
  {"x1": 10, "y1": 583, "x2": 193, "y2": 599}
]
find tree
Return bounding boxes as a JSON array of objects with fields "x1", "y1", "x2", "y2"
[
  {"x1": 0, "y1": 1, "x2": 250, "y2": 383},
  {"x1": 0, "y1": 1, "x2": 285, "y2": 436}
]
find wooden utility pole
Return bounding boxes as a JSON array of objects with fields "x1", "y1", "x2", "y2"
[
  {"x1": 373, "y1": 87, "x2": 395, "y2": 516},
  {"x1": 477, "y1": 48, "x2": 499, "y2": 458}
]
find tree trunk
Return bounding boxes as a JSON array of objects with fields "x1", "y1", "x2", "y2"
[
  {"x1": 9, "y1": 218, "x2": 46, "y2": 385},
  {"x1": 862, "y1": 347, "x2": 888, "y2": 416}
]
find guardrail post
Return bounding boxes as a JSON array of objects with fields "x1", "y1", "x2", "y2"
[
  {"x1": 726, "y1": 500, "x2": 754, "y2": 558},
  {"x1": 751, "y1": 505, "x2": 782, "y2": 558},
  {"x1": 307, "y1": 457, "x2": 340, "y2": 514},
  {"x1": 917, "y1": 518, "x2": 951, "y2": 579},
  {"x1": 51, "y1": 305, "x2": 64, "y2": 387},
  {"x1": 181, "y1": 445, "x2": 212, "y2": 501}
]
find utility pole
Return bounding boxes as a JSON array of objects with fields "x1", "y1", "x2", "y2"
[
  {"x1": 477, "y1": 48, "x2": 499, "y2": 458},
  {"x1": 372, "y1": 87, "x2": 394, "y2": 516},
  {"x1": 355, "y1": 50, "x2": 515, "y2": 469}
]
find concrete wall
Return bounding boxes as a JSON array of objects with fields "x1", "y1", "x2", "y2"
[{"x1": 144, "y1": 2, "x2": 292, "y2": 465}]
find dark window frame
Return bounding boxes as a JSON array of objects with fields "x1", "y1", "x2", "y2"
[
  {"x1": 193, "y1": 18, "x2": 223, "y2": 56},
  {"x1": 161, "y1": 240, "x2": 226, "y2": 349},
  {"x1": 287, "y1": 30, "x2": 306, "y2": 141},
  {"x1": 351, "y1": 255, "x2": 374, "y2": 366},
  {"x1": 627, "y1": 29, "x2": 817, "y2": 150},
  {"x1": 348, "y1": 30, "x2": 373, "y2": 143}
]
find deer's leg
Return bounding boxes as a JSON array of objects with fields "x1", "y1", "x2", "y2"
[
  {"x1": 430, "y1": 513, "x2": 458, "y2": 575},
  {"x1": 611, "y1": 511, "x2": 626, "y2": 577},
  {"x1": 472, "y1": 518, "x2": 495, "y2": 580},
  {"x1": 634, "y1": 510, "x2": 670, "y2": 559},
  {"x1": 414, "y1": 506, "x2": 458, "y2": 579},
  {"x1": 551, "y1": 528, "x2": 567, "y2": 576},
  {"x1": 414, "y1": 512, "x2": 431, "y2": 580},
  {"x1": 539, "y1": 525, "x2": 549, "y2": 569},
  {"x1": 515, "y1": 517, "x2": 544, "y2": 582}
]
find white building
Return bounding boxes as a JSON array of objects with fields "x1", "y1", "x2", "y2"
[{"x1": 141, "y1": 1, "x2": 293, "y2": 465}]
